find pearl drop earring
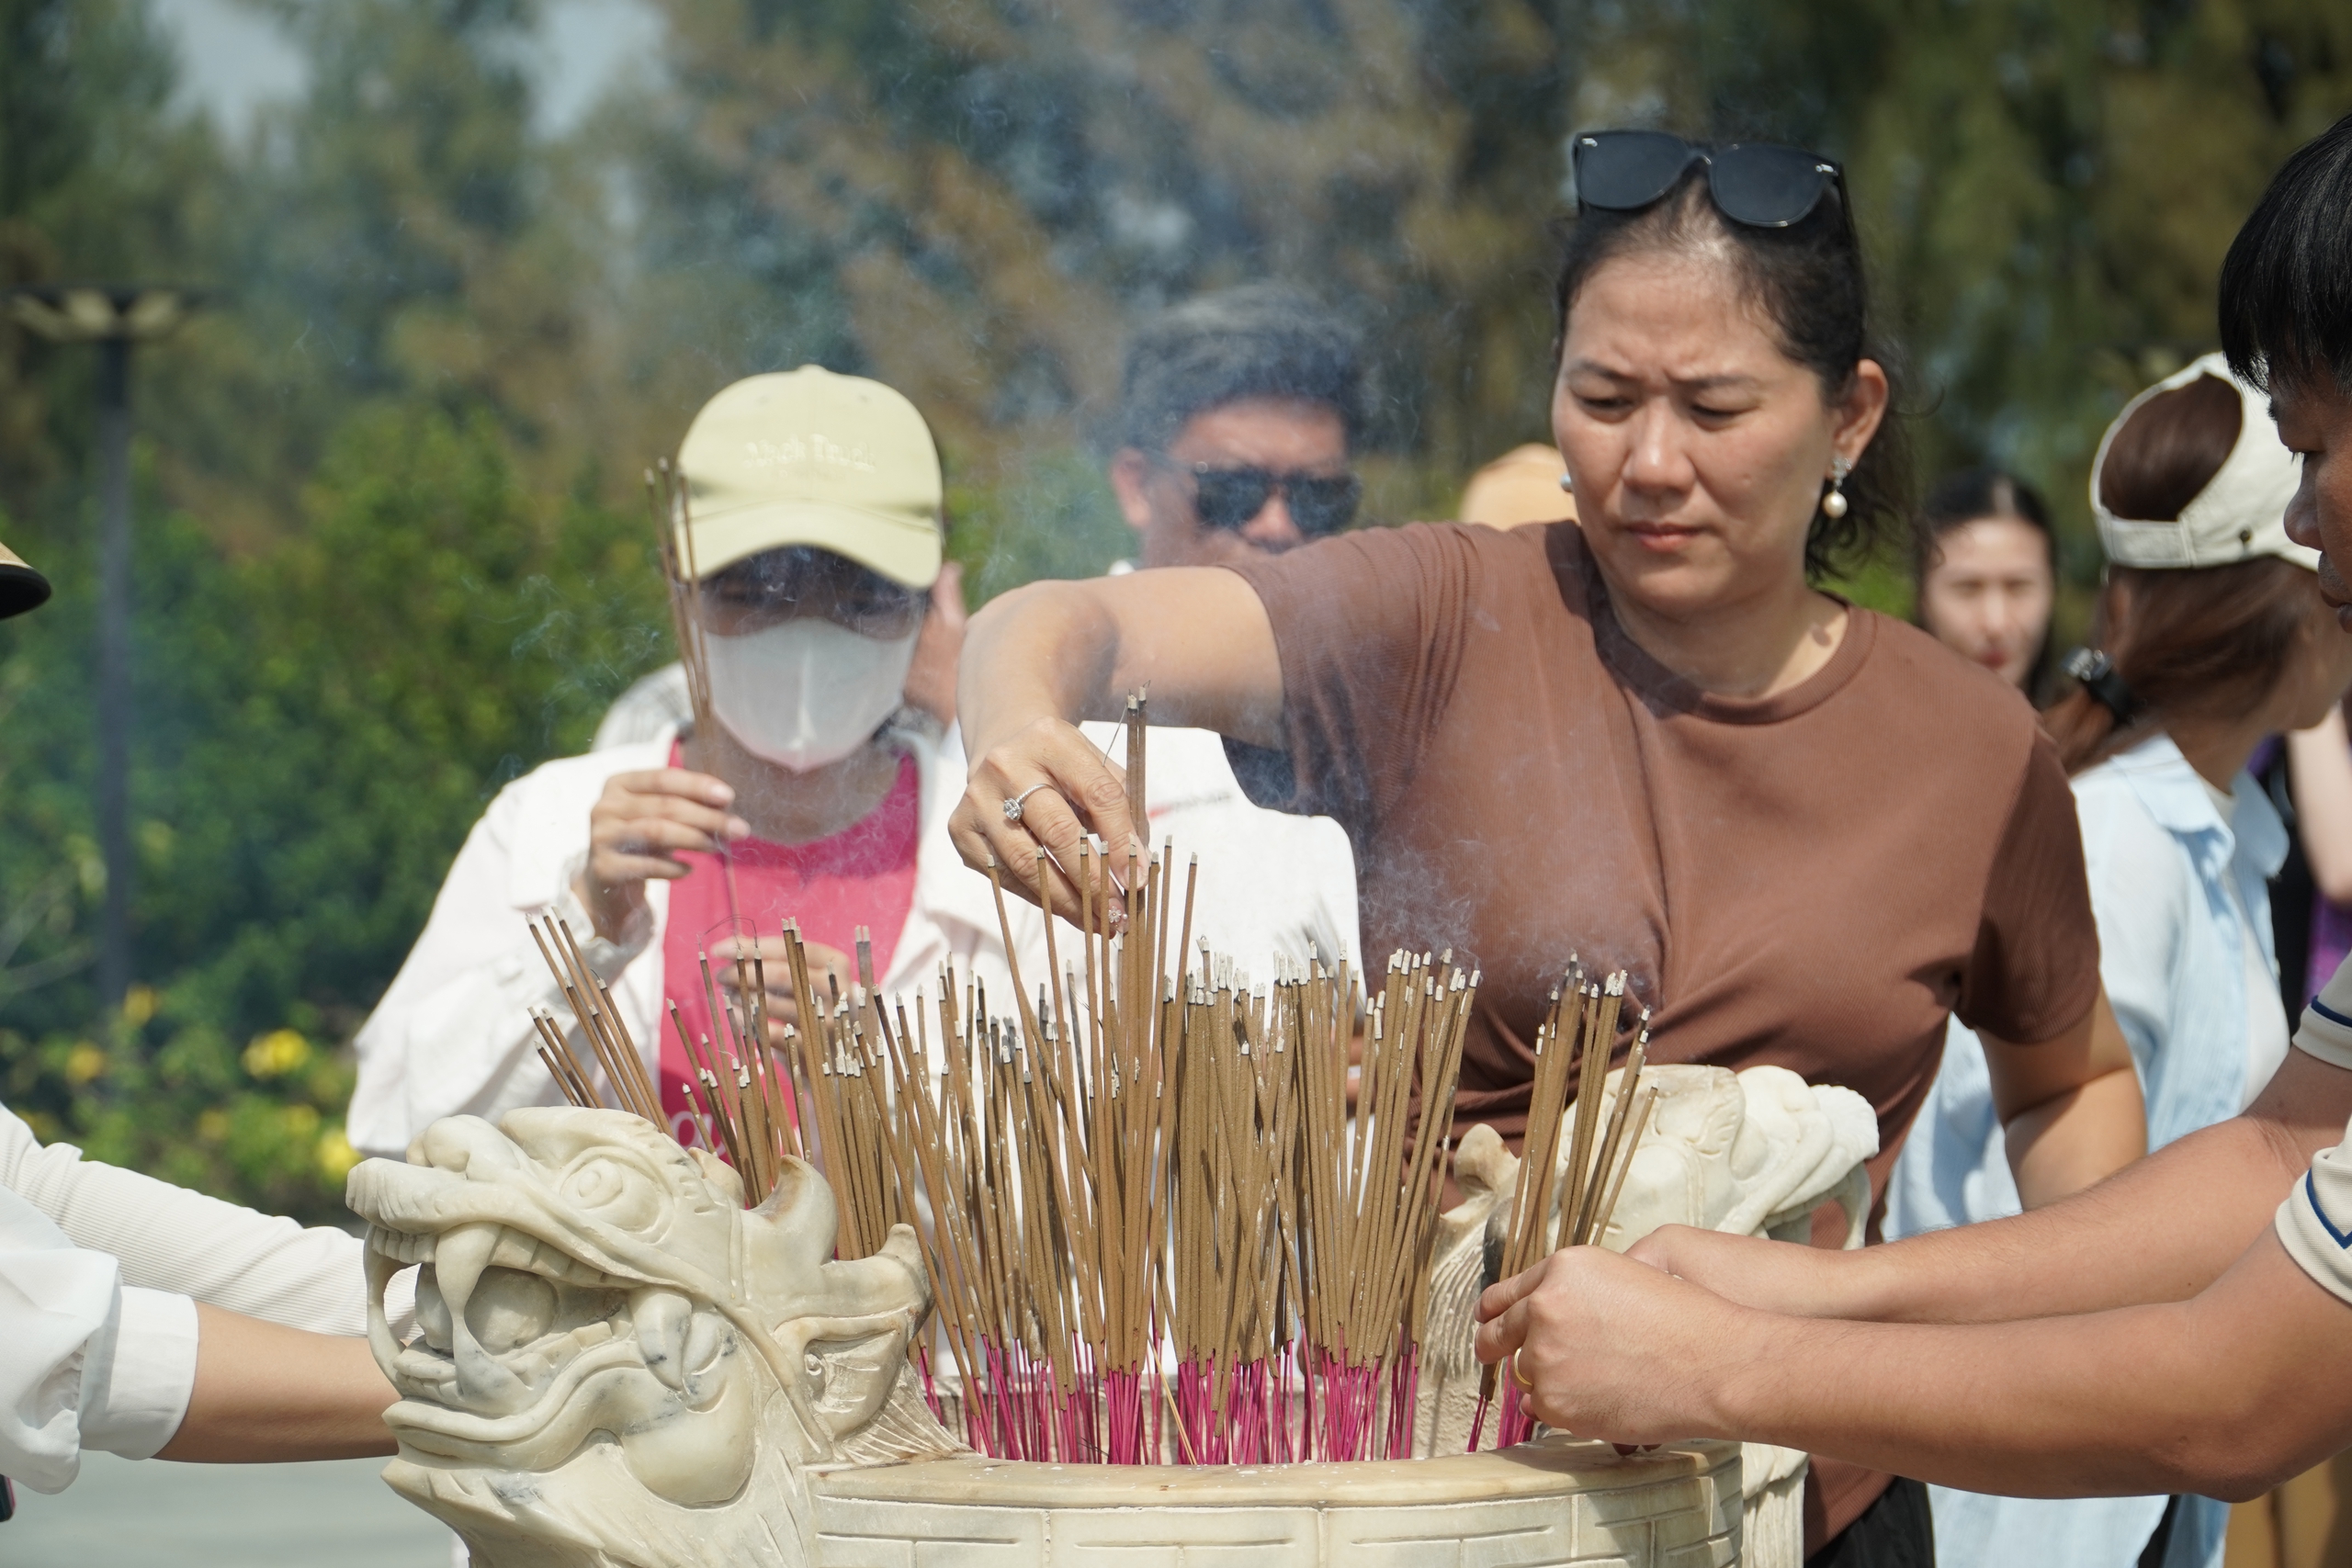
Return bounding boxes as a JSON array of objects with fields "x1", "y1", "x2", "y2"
[
  {"x1": 1559, "y1": 471, "x2": 1574, "y2": 493},
  {"x1": 1822, "y1": 455, "x2": 1853, "y2": 520}
]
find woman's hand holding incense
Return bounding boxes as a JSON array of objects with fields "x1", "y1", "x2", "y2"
[
  {"x1": 577, "y1": 768, "x2": 749, "y2": 942},
  {"x1": 953, "y1": 715, "x2": 1141, "y2": 922},
  {"x1": 1472, "y1": 1245, "x2": 1749, "y2": 1447},
  {"x1": 952, "y1": 570, "x2": 1289, "y2": 919},
  {"x1": 713, "y1": 934, "x2": 852, "y2": 1038}
]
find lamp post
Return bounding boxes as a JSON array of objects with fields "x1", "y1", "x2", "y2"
[{"x1": 6, "y1": 285, "x2": 198, "y2": 1019}]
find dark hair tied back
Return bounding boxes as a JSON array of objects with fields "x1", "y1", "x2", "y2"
[{"x1": 1552, "y1": 165, "x2": 1914, "y2": 581}]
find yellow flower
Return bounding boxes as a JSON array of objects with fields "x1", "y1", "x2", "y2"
[
  {"x1": 63, "y1": 1043, "x2": 107, "y2": 1085},
  {"x1": 243, "y1": 1029, "x2": 311, "y2": 1080},
  {"x1": 281, "y1": 1102, "x2": 320, "y2": 1138},
  {"x1": 196, "y1": 1109, "x2": 231, "y2": 1144},
  {"x1": 317, "y1": 1128, "x2": 359, "y2": 1181},
  {"x1": 121, "y1": 985, "x2": 159, "y2": 1028}
]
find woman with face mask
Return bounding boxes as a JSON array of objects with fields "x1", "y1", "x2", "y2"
[{"x1": 348, "y1": 368, "x2": 1044, "y2": 1159}]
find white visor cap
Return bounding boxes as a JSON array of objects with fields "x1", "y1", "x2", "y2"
[{"x1": 2090, "y1": 351, "x2": 2315, "y2": 572}]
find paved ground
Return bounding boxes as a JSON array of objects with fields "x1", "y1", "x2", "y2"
[{"x1": 4, "y1": 1450, "x2": 454, "y2": 1566}]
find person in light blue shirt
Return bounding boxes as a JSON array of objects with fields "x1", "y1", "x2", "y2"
[{"x1": 1886, "y1": 352, "x2": 2352, "y2": 1568}]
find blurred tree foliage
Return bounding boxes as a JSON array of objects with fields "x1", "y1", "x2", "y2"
[
  {"x1": 1, "y1": 0, "x2": 2347, "y2": 1215},
  {"x1": 1, "y1": 0, "x2": 666, "y2": 1217}
]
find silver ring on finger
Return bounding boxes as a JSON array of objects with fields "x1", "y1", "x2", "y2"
[{"x1": 1002, "y1": 783, "x2": 1057, "y2": 825}]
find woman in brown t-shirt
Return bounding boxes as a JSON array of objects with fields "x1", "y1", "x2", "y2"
[{"x1": 948, "y1": 135, "x2": 2146, "y2": 1549}]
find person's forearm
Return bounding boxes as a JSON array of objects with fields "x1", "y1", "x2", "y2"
[
  {"x1": 1706, "y1": 1236, "x2": 2352, "y2": 1501},
  {"x1": 957, "y1": 581, "x2": 1127, "y2": 761},
  {"x1": 1638, "y1": 1107, "x2": 2313, "y2": 1325},
  {"x1": 2290, "y1": 710, "x2": 2352, "y2": 902},
  {"x1": 1855, "y1": 1111, "x2": 2307, "y2": 1322},
  {"x1": 2006, "y1": 1064, "x2": 2145, "y2": 1208},
  {"x1": 155, "y1": 1304, "x2": 396, "y2": 1462}
]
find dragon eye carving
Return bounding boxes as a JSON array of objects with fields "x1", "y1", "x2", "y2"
[{"x1": 560, "y1": 1156, "x2": 659, "y2": 1232}]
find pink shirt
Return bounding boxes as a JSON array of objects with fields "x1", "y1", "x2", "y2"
[{"x1": 658, "y1": 748, "x2": 920, "y2": 1145}]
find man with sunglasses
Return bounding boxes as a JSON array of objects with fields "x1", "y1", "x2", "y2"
[
  {"x1": 1107, "y1": 283, "x2": 1366, "y2": 567},
  {"x1": 349, "y1": 368, "x2": 1044, "y2": 1159},
  {"x1": 1088, "y1": 285, "x2": 1363, "y2": 980}
]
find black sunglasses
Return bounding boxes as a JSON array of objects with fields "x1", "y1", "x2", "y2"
[
  {"x1": 1156, "y1": 457, "x2": 1362, "y2": 537},
  {"x1": 702, "y1": 545, "x2": 927, "y2": 637},
  {"x1": 1571, "y1": 130, "x2": 1844, "y2": 230}
]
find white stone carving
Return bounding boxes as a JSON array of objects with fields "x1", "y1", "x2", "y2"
[{"x1": 353, "y1": 1110, "x2": 956, "y2": 1568}]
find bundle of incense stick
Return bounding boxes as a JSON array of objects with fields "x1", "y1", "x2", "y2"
[
  {"x1": 645, "y1": 457, "x2": 748, "y2": 943},
  {"x1": 1468, "y1": 965, "x2": 1655, "y2": 1451},
  {"x1": 775, "y1": 821, "x2": 1474, "y2": 1465},
  {"x1": 527, "y1": 909, "x2": 812, "y2": 1209}
]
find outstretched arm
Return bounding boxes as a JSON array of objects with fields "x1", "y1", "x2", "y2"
[
  {"x1": 950, "y1": 569, "x2": 1284, "y2": 914},
  {"x1": 1475, "y1": 1228, "x2": 2352, "y2": 1503},
  {"x1": 156, "y1": 1303, "x2": 396, "y2": 1463},
  {"x1": 1630, "y1": 1047, "x2": 2352, "y2": 1325}
]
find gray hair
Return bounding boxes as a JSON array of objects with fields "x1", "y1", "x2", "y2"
[{"x1": 1113, "y1": 285, "x2": 1364, "y2": 454}]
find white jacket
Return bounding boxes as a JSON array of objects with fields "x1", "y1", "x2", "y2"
[{"x1": 348, "y1": 725, "x2": 1046, "y2": 1158}]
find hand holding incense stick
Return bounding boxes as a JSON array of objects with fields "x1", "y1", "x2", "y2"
[{"x1": 1471, "y1": 968, "x2": 1650, "y2": 1450}]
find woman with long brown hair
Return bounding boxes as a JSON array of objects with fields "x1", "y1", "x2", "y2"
[{"x1": 1884, "y1": 353, "x2": 2352, "y2": 1568}]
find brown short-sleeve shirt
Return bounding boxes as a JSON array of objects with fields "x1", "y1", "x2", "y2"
[{"x1": 1225, "y1": 520, "x2": 2100, "y2": 1163}]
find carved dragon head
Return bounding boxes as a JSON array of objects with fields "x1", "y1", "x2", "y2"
[{"x1": 348, "y1": 1108, "x2": 956, "y2": 1568}]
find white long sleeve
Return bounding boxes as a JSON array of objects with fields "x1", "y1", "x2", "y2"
[
  {"x1": 348, "y1": 743, "x2": 664, "y2": 1159},
  {"x1": 0, "y1": 1104, "x2": 414, "y2": 1340},
  {"x1": 0, "y1": 1182, "x2": 198, "y2": 1493}
]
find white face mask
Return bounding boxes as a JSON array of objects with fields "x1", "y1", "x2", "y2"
[{"x1": 703, "y1": 617, "x2": 919, "y2": 772}]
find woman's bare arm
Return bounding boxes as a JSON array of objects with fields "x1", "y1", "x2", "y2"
[
  {"x1": 154, "y1": 1304, "x2": 396, "y2": 1462},
  {"x1": 950, "y1": 569, "x2": 1284, "y2": 913},
  {"x1": 1983, "y1": 991, "x2": 2146, "y2": 1209}
]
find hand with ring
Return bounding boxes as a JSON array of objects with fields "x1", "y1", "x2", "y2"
[
  {"x1": 950, "y1": 716, "x2": 1145, "y2": 924},
  {"x1": 1002, "y1": 783, "x2": 1057, "y2": 824}
]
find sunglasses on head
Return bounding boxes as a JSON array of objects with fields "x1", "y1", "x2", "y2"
[
  {"x1": 1156, "y1": 457, "x2": 1363, "y2": 536},
  {"x1": 1572, "y1": 130, "x2": 1844, "y2": 230}
]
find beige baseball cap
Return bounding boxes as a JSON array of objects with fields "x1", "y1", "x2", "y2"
[
  {"x1": 0, "y1": 538, "x2": 51, "y2": 620},
  {"x1": 673, "y1": 367, "x2": 944, "y2": 588},
  {"x1": 2090, "y1": 351, "x2": 2318, "y2": 572}
]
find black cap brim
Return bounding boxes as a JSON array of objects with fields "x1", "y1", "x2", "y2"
[{"x1": 0, "y1": 563, "x2": 52, "y2": 620}]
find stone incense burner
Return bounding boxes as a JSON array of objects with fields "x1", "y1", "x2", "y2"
[{"x1": 349, "y1": 1064, "x2": 1871, "y2": 1566}]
